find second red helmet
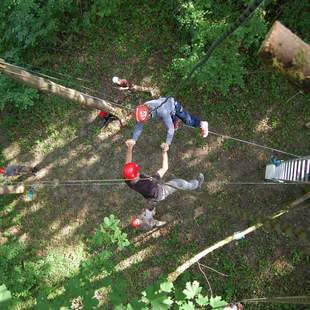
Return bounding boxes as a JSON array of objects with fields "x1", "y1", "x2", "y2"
[
  {"x1": 123, "y1": 162, "x2": 140, "y2": 180},
  {"x1": 135, "y1": 104, "x2": 150, "y2": 123}
]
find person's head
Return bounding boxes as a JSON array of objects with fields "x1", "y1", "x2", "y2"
[
  {"x1": 0, "y1": 167, "x2": 5, "y2": 174},
  {"x1": 135, "y1": 104, "x2": 150, "y2": 123},
  {"x1": 123, "y1": 162, "x2": 140, "y2": 181},
  {"x1": 131, "y1": 217, "x2": 141, "y2": 229},
  {"x1": 112, "y1": 76, "x2": 120, "y2": 84}
]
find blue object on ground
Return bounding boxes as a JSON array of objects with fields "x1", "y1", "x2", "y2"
[{"x1": 27, "y1": 187, "x2": 33, "y2": 200}]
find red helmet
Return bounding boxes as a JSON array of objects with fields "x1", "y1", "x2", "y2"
[
  {"x1": 98, "y1": 111, "x2": 108, "y2": 119},
  {"x1": 131, "y1": 217, "x2": 141, "y2": 228},
  {"x1": 0, "y1": 167, "x2": 5, "y2": 174},
  {"x1": 135, "y1": 104, "x2": 150, "y2": 123},
  {"x1": 123, "y1": 162, "x2": 140, "y2": 180}
]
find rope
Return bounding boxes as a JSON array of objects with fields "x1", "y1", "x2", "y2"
[
  {"x1": 241, "y1": 296, "x2": 310, "y2": 305},
  {"x1": 2, "y1": 179, "x2": 308, "y2": 189},
  {"x1": 208, "y1": 130, "x2": 301, "y2": 158}
]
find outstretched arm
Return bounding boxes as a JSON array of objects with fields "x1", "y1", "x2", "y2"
[
  {"x1": 125, "y1": 140, "x2": 135, "y2": 163},
  {"x1": 156, "y1": 148, "x2": 168, "y2": 178},
  {"x1": 162, "y1": 114, "x2": 175, "y2": 146},
  {"x1": 132, "y1": 122, "x2": 144, "y2": 143}
]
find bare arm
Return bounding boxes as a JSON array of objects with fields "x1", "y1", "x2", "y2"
[
  {"x1": 125, "y1": 140, "x2": 135, "y2": 163},
  {"x1": 156, "y1": 149, "x2": 168, "y2": 178}
]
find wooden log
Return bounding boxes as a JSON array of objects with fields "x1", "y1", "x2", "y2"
[
  {"x1": 0, "y1": 59, "x2": 128, "y2": 120},
  {"x1": 0, "y1": 185, "x2": 25, "y2": 195},
  {"x1": 258, "y1": 21, "x2": 310, "y2": 92}
]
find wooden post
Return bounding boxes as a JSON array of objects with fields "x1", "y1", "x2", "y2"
[
  {"x1": 0, "y1": 59, "x2": 128, "y2": 120},
  {"x1": 258, "y1": 21, "x2": 310, "y2": 92},
  {"x1": 0, "y1": 185, "x2": 25, "y2": 195}
]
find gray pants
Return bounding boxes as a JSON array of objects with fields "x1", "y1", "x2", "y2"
[{"x1": 158, "y1": 178, "x2": 199, "y2": 201}]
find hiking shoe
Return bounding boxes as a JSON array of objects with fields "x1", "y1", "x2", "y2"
[
  {"x1": 197, "y1": 173, "x2": 204, "y2": 189},
  {"x1": 200, "y1": 121, "x2": 209, "y2": 138}
]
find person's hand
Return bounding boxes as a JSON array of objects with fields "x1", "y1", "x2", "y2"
[
  {"x1": 161, "y1": 143, "x2": 169, "y2": 152},
  {"x1": 126, "y1": 139, "x2": 136, "y2": 148},
  {"x1": 118, "y1": 86, "x2": 130, "y2": 90}
]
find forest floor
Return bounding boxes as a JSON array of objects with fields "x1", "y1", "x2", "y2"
[{"x1": 0, "y1": 24, "x2": 310, "y2": 310}]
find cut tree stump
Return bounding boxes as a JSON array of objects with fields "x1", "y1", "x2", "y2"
[{"x1": 258, "y1": 21, "x2": 310, "y2": 92}]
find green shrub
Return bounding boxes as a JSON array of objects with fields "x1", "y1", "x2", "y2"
[{"x1": 170, "y1": 0, "x2": 268, "y2": 96}]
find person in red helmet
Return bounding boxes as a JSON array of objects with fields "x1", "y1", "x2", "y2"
[
  {"x1": 130, "y1": 208, "x2": 166, "y2": 231},
  {"x1": 124, "y1": 140, "x2": 204, "y2": 230},
  {"x1": 0, "y1": 164, "x2": 37, "y2": 177},
  {"x1": 131, "y1": 97, "x2": 209, "y2": 151}
]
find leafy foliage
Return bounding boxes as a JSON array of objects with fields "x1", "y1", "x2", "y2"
[
  {"x1": 170, "y1": 0, "x2": 268, "y2": 96},
  {"x1": 119, "y1": 280, "x2": 227, "y2": 309},
  {"x1": 37, "y1": 215, "x2": 130, "y2": 308},
  {"x1": 0, "y1": 284, "x2": 12, "y2": 308},
  {"x1": 0, "y1": 241, "x2": 47, "y2": 299},
  {"x1": 0, "y1": 76, "x2": 39, "y2": 111}
]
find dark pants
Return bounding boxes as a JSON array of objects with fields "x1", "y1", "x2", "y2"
[{"x1": 171, "y1": 101, "x2": 201, "y2": 128}]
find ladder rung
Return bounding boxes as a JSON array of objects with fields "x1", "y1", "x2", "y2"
[
  {"x1": 301, "y1": 160, "x2": 306, "y2": 181},
  {"x1": 306, "y1": 160, "x2": 310, "y2": 181}
]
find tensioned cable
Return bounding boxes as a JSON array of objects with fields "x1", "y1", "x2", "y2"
[
  {"x1": 2, "y1": 179, "x2": 308, "y2": 188},
  {"x1": 208, "y1": 130, "x2": 301, "y2": 158},
  {"x1": 180, "y1": 124, "x2": 301, "y2": 158}
]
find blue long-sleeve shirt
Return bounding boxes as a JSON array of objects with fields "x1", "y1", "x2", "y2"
[{"x1": 132, "y1": 97, "x2": 176, "y2": 145}]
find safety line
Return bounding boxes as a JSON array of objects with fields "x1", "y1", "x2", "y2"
[
  {"x1": 208, "y1": 130, "x2": 301, "y2": 158},
  {"x1": 241, "y1": 296, "x2": 310, "y2": 305},
  {"x1": 2, "y1": 179, "x2": 308, "y2": 188}
]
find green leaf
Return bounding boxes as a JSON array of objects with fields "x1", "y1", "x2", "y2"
[
  {"x1": 150, "y1": 294, "x2": 172, "y2": 310},
  {"x1": 196, "y1": 294, "x2": 209, "y2": 306},
  {"x1": 183, "y1": 281, "x2": 202, "y2": 300},
  {"x1": 180, "y1": 301, "x2": 195, "y2": 310},
  {"x1": 209, "y1": 296, "x2": 228, "y2": 309},
  {"x1": 0, "y1": 284, "x2": 11, "y2": 306},
  {"x1": 160, "y1": 281, "x2": 174, "y2": 293}
]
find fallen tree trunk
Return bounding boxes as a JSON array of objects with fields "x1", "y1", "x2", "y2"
[
  {"x1": 258, "y1": 21, "x2": 310, "y2": 92},
  {"x1": 0, "y1": 185, "x2": 25, "y2": 195},
  {"x1": 0, "y1": 59, "x2": 128, "y2": 120}
]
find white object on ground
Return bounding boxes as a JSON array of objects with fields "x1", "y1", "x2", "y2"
[
  {"x1": 112, "y1": 76, "x2": 119, "y2": 84},
  {"x1": 233, "y1": 231, "x2": 246, "y2": 240},
  {"x1": 200, "y1": 121, "x2": 209, "y2": 137}
]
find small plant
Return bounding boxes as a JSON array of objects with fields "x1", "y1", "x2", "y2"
[{"x1": 117, "y1": 280, "x2": 228, "y2": 309}]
